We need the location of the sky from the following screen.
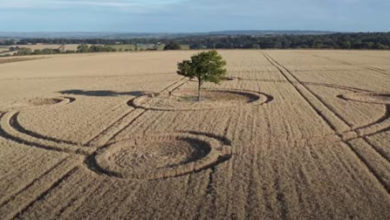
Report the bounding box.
[0,0,389,32]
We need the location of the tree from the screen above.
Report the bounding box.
[16,48,32,56]
[375,43,389,49]
[177,50,227,101]
[77,44,89,53]
[164,42,181,50]
[341,40,351,49]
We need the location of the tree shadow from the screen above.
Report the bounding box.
[59,89,148,97]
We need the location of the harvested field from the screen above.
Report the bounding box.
[0,50,389,219]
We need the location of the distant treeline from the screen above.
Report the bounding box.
[187,33,390,49]
[1,33,390,50]
[13,47,71,56]
[9,44,118,56]
[1,43,187,57]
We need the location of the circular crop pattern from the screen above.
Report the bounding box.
[9,96,75,109]
[338,92,390,104]
[28,97,63,106]
[131,89,273,111]
[94,133,231,179]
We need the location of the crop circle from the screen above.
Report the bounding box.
[131,89,272,111]
[94,133,231,179]
[27,97,63,106]
[338,92,390,104]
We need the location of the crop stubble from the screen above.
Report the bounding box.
[0,50,389,219]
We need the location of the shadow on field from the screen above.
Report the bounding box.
[59,89,147,97]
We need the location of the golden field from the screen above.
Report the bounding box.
[0,50,390,219]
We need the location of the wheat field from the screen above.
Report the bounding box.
[0,50,389,219]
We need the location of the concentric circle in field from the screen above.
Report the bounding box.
[27,97,64,106]
[9,96,75,109]
[131,89,272,111]
[95,133,231,179]
[338,92,390,104]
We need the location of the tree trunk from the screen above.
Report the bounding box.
[197,79,202,101]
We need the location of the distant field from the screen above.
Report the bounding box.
[1,44,191,56]
[0,44,81,57]
[106,44,137,50]
[0,50,390,219]
[0,47,11,55]
[9,44,80,51]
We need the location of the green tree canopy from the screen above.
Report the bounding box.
[177,50,227,101]
[77,44,89,53]
[164,42,181,50]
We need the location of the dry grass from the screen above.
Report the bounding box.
[0,50,390,219]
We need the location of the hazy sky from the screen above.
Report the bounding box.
[0,0,389,32]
